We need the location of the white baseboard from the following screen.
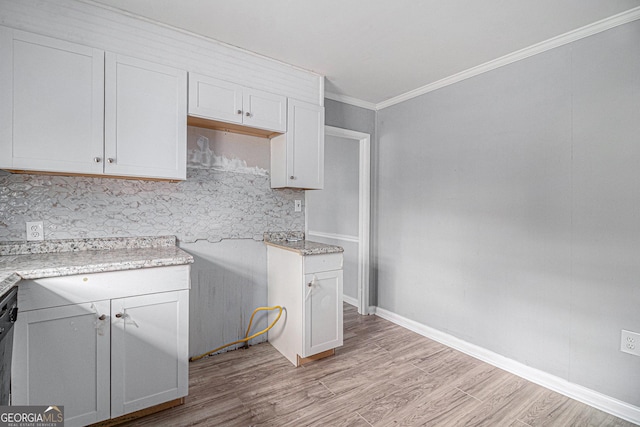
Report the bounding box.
[373,306,640,425]
[343,295,358,307]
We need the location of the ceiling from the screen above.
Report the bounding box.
[91,0,640,107]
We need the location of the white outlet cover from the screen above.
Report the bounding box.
[26,221,44,241]
[294,200,302,212]
[621,330,640,357]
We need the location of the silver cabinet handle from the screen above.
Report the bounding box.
[94,157,102,163]
[107,158,115,164]
[290,176,295,180]
[115,313,123,318]
[245,111,251,117]
[98,314,106,321]
[237,109,242,114]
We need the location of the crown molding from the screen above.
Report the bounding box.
[376,6,640,110]
[324,92,377,111]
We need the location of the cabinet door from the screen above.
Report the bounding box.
[243,88,287,132]
[188,73,243,124]
[12,301,111,427]
[0,28,104,173]
[105,53,187,180]
[303,270,343,357]
[271,99,324,189]
[111,290,189,418]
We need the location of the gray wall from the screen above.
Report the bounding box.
[0,127,304,358]
[307,135,361,301]
[375,21,640,407]
[324,98,378,306]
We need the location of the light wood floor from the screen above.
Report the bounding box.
[122,304,636,426]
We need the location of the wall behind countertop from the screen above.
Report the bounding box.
[0,126,304,357]
[0,128,303,242]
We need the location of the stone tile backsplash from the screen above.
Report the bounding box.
[0,168,304,243]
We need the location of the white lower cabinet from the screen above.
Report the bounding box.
[304,270,343,357]
[267,246,343,366]
[13,301,111,426]
[111,291,188,418]
[12,266,190,427]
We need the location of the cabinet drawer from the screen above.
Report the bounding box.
[303,253,342,274]
[18,265,190,311]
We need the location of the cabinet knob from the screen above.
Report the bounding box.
[94,157,102,163]
[237,109,242,115]
[107,158,115,164]
[98,314,106,321]
[115,313,123,318]
[307,282,313,287]
[245,111,251,117]
[290,176,296,180]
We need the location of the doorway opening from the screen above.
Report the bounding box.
[306,126,371,315]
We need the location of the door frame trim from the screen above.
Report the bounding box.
[307,126,371,315]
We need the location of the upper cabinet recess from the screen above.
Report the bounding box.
[0,28,187,181]
[188,73,287,137]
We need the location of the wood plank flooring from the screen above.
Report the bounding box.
[121,305,636,426]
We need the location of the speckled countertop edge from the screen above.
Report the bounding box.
[263,231,306,243]
[264,232,344,256]
[0,235,177,256]
[0,236,193,299]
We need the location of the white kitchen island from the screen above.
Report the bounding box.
[265,233,344,367]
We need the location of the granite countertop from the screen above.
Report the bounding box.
[0,236,194,298]
[263,232,344,256]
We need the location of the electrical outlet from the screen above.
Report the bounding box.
[294,200,302,212]
[621,330,640,356]
[26,221,44,241]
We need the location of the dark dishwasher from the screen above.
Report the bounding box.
[0,288,18,405]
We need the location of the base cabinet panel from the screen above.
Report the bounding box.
[303,270,343,357]
[12,301,111,427]
[111,291,189,417]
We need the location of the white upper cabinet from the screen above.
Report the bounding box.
[242,89,287,132]
[188,73,287,133]
[0,28,187,180]
[270,99,325,189]
[188,75,243,125]
[105,53,187,180]
[0,28,105,175]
